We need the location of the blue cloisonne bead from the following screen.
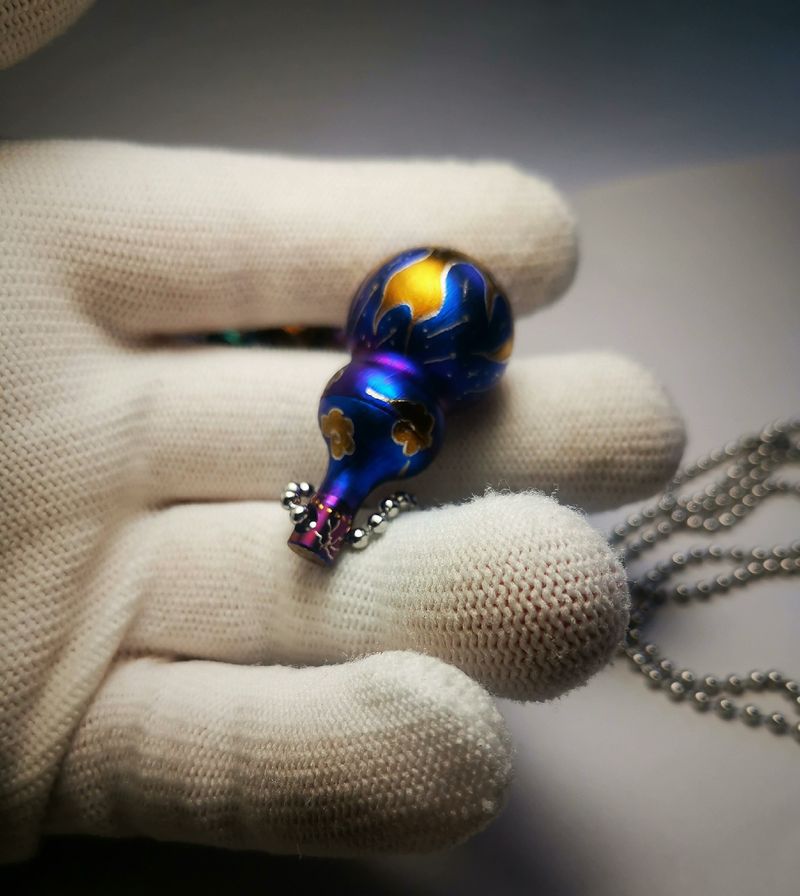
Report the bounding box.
[288,247,513,566]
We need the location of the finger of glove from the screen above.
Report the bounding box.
[2,140,577,334]
[0,0,94,69]
[120,491,629,702]
[134,347,684,510]
[46,652,512,855]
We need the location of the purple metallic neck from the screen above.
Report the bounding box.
[287,492,354,567]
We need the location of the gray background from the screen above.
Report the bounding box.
[2,1,799,894]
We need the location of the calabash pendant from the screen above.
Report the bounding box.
[287,247,514,566]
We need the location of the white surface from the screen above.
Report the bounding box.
[370,155,800,896]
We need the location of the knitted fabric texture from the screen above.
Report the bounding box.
[0,0,93,68]
[1,139,684,861]
[122,492,629,702]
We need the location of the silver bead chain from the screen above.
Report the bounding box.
[609,418,800,742]
[283,419,799,742]
[281,482,417,550]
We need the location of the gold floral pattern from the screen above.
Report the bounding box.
[390,401,435,457]
[320,407,355,460]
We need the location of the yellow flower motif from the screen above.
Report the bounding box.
[390,401,435,457]
[320,407,355,460]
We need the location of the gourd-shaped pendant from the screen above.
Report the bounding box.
[288,247,513,565]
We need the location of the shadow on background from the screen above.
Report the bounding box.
[0,837,401,896]
[1,0,798,190]
[0,783,609,896]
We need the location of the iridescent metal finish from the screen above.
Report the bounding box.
[288,247,513,566]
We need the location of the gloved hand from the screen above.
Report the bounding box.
[0,138,685,862]
[0,1,685,863]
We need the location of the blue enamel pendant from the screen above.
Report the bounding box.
[288,247,514,565]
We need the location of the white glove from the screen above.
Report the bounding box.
[0,0,93,68]
[0,138,685,861]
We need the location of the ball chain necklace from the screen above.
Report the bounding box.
[611,418,800,742]
[283,418,800,742]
